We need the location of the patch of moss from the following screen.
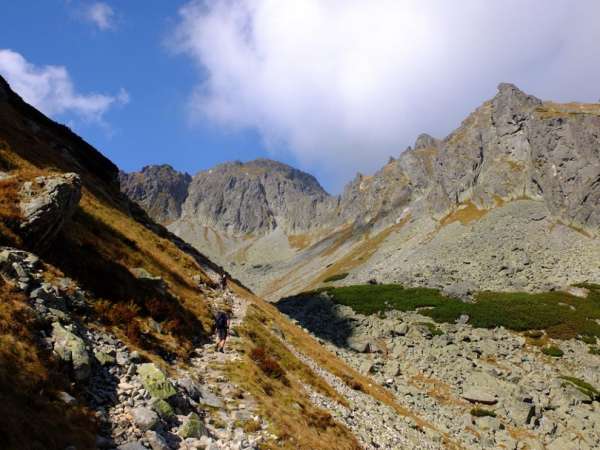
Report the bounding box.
[589,346,600,356]
[542,346,564,358]
[323,273,349,283]
[560,376,600,401]
[470,408,496,418]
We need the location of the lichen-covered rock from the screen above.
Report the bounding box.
[51,322,90,380]
[178,412,207,439]
[151,399,174,419]
[137,363,176,400]
[19,173,81,250]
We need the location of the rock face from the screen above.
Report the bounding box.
[119,165,191,225]
[19,173,82,250]
[121,84,600,297]
[51,322,91,380]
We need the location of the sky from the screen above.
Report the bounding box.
[1,1,600,193]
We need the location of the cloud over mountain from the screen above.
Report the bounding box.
[173,0,600,190]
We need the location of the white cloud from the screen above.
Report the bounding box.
[0,49,129,122]
[84,2,115,31]
[172,0,600,190]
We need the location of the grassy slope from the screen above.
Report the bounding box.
[0,79,391,449]
[304,284,600,340]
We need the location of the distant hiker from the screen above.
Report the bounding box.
[219,273,227,291]
[214,310,231,353]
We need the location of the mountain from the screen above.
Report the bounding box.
[121,83,600,299]
[119,164,192,225]
[2,74,443,450]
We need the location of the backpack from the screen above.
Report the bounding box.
[215,311,228,329]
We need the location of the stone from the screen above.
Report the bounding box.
[117,442,147,450]
[51,322,90,380]
[94,350,116,366]
[151,398,175,419]
[57,391,77,406]
[198,386,224,408]
[137,363,177,400]
[131,407,159,431]
[462,388,498,405]
[145,430,169,450]
[178,412,207,439]
[383,360,401,378]
[19,173,82,250]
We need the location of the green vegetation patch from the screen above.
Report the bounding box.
[470,407,497,418]
[542,346,564,357]
[300,283,600,340]
[323,273,349,283]
[415,321,443,336]
[590,346,600,356]
[560,376,600,401]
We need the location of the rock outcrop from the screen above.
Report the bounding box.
[19,173,81,250]
[119,165,191,225]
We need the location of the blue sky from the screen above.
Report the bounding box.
[2,1,600,193]
[0,1,268,183]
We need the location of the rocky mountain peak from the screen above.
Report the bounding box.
[414,133,438,150]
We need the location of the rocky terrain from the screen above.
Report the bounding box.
[121,83,600,300]
[2,73,475,450]
[278,292,600,449]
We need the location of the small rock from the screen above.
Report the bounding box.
[132,407,159,431]
[179,412,207,439]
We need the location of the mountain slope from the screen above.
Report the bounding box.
[122,83,600,299]
[0,75,455,449]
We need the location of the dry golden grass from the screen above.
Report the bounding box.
[0,281,97,450]
[440,201,488,227]
[535,102,600,119]
[287,233,312,251]
[308,217,410,290]
[225,305,360,450]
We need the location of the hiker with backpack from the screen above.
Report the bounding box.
[214,309,231,353]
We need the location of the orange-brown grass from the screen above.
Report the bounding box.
[0,281,97,450]
[534,102,600,119]
[287,233,312,251]
[226,307,360,450]
[440,201,488,227]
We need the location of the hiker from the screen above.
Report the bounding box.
[219,273,227,291]
[214,309,231,353]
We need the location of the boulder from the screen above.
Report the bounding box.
[198,386,224,408]
[131,407,159,431]
[118,442,147,450]
[178,412,207,439]
[19,173,81,250]
[137,363,177,400]
[51,322,90,380]
[145,431,170,450]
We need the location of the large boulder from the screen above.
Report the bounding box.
[51,322,91,380]
[19,173,81,250]
[137,363,177,400]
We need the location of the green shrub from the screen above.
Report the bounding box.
[589,346,600,356]
[542,346,564,357]
[323,273,349,283]
[295,283,600,341]
[579,335,597,345]
[470,408,496,418]
[560,376,600,401]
